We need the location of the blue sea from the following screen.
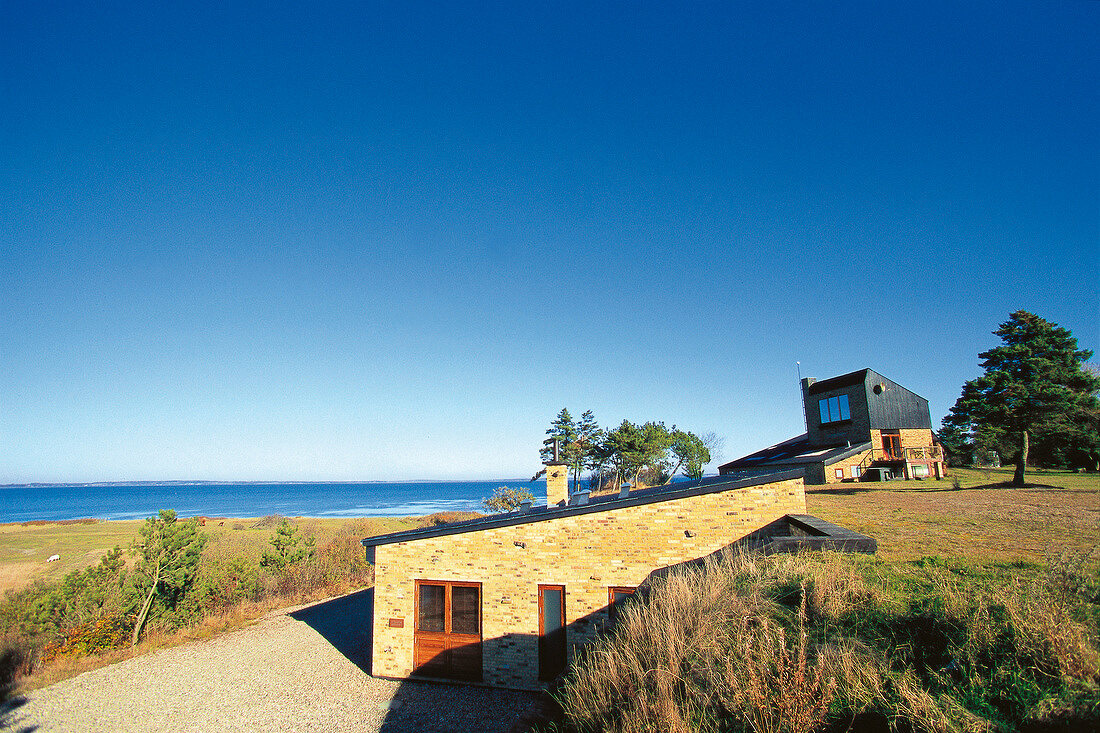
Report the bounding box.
[0,480,551,524]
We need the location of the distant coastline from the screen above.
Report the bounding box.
[0,479,542,524]
[0,478,532,489]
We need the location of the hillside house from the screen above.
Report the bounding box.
[361,465,874,689]
[718,368,945,484]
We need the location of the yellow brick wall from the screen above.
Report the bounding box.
[869,428,935,450]
[899,428,935,449]
[371,476,806,688]
[824,449,874,482]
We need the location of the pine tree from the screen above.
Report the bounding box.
[259,519,316,570]
[129,510,206,646]
[944,311,1100,486]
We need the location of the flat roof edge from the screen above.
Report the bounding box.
[360,469,805,548]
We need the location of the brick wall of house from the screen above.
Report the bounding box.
[898,428,935,449]
[370,475,806,688]
[824,448,875,483]
[869,428,935,450]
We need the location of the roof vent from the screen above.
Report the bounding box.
[618,484,630,499]
[518,500,532,512]
[570,489,590,506]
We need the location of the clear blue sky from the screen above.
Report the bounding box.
[2,1,1097,483]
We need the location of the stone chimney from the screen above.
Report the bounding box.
[545,439,569,507]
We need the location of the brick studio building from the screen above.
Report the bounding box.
[360,369,913,689]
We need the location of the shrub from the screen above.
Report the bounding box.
[427,511,482,525]
[259,519,315,571]
[40,614,130,662]
[178,555,264,622]
[0,636,33,698]
[483,486,535,513]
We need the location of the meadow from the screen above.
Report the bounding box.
[0,514,452,596]
[807,467,1100,562]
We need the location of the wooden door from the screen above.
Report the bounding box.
[413,581,482,681]
[539,585,566,680]
[881,431,902,460]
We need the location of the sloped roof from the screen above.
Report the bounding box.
[718,434,871,472]
[805,369,871,395]
[361,469,804,548]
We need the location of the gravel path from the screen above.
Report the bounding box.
[7,590,542,733]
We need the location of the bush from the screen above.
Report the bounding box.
[483,486,535,513]
[0,636,33,698]
[40,614,130,662]
[178,555,264,622]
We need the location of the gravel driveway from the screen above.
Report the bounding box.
[7,590,543,733]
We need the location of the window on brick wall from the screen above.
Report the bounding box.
[819,394,851,424]
[834,468,845,479]
[607,587,637,624]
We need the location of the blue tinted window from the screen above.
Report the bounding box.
[819,394,851,424]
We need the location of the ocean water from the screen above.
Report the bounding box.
[0,480,549,523]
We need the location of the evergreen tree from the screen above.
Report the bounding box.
[670,430,711,481]
[539,408,602,493]
[568,410,601,492]
[129,510,206,646]
[540,408,577,464]
[943,311,1100,486]
[259,519,316,570]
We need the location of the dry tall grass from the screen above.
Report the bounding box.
[557,549,1100,733]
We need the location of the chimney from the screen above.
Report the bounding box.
[545,438,569,507]
[545,464,568,507]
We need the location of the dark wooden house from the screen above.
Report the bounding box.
[718,368,945,484]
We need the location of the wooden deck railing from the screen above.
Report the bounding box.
[858,445,943,472]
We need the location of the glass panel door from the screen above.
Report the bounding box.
[417,583,445,632]
[413,581,482,681]
[539,585,566,680]
[882,431,902,460]
[451,585,480,635]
